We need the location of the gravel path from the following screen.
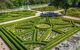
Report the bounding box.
[0,37,10,50]
[62,16,80,20]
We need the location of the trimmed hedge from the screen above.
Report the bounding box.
[15,26,32,29]
[0,27,27,50]
[53,25,72,29]
[42,29,52,41]
[3,27,27,50]
[23,41,46,45]
[41,27,79,50]
[61,17,80,23]
[0,27,24,50]
[33,29,37,42]
[52,28,65,34]
[0,31,17,50]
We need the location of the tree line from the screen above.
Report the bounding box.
[0,0,49,9]
[0,0,80,9]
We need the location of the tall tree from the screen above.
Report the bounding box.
[72,0,78,6]
[51,0,70,15]
[60,0,70,15]
[52,0,60,9]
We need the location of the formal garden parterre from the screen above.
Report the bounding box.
[0,16,80,50]
[0,0,80,50]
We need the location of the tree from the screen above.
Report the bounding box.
[61,0,70,15]
[52,0,60,9]
[53,0,70,15]
[72,0,77,6]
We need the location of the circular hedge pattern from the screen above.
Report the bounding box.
[36,24,50,29]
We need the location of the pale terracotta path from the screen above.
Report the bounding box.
[0,37,10,50]
[62,16,80,20]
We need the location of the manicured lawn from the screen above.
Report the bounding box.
[32,6,57,11]
[61,8,80,18]
[0,10,36,22]
[0,16,80,50]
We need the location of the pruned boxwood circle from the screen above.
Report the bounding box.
[36,24,50,29]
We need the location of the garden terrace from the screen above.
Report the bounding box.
[0,16,80,50]
[0,10,36,22]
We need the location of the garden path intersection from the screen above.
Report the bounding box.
[0,9,80,25]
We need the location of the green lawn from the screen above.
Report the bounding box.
[32,6,57,11]
[0,10,36,22]
[0,16,79,50]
